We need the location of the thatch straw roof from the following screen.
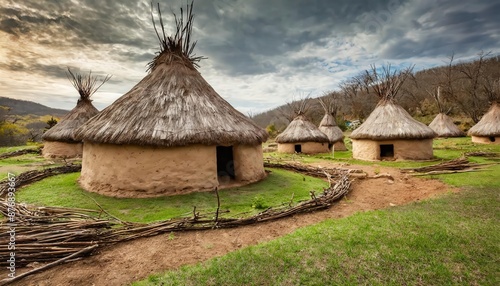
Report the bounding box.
[75,2,267,147]
[42,69,109,142]
[468,103,500,136]
[350,64,435,140]
[429,113,465,137]
[318,114,344,143]
[350,100,437,140]
[317,96,344,143]
[275,115,329,143]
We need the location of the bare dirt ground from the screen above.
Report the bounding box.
[5,162,456,286]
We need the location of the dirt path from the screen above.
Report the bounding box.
[4,163,455,286]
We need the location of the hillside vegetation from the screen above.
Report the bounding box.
[253,54,500,133]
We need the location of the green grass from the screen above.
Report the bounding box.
[134,188,499,286]
[265,136,500,169]
[17,168,327,223]
[0,153,45,167]
[0,145,38,154]
[135,138,500,286]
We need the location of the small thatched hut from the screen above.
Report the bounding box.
[428,87,464,137]
[429,114,465,138]
[275,97,330,153]
[318,95,347,151]
[350,65,436,161]
[468,102,500,144]
[42,69,110,159]
[75,3,268,198]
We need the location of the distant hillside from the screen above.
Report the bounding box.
[252,54,500,131]
[0,97,68,117]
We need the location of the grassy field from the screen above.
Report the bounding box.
[16,168,327,223]
[133,138,500,286]
[2,139,499,285]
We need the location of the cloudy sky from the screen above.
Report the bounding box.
[0,0,498,114]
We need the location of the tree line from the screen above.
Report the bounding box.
[253,52,500,134]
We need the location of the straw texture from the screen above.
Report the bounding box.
[350,100,436,140]
[318,114,344,143]
[42,101,98,142]
[468,103,500,136]
[75,62,268,146]
[75,2,267,147]
[42,69,108,143]
[275,115,329,143]
[429,113,465,137]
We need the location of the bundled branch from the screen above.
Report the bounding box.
[0,148,42,159]
[0,169,352,282]
[400,157,496,175]
[66,68,111,101]
[464,151,500,158]
[0,164,81,197]
[264,159,364,179]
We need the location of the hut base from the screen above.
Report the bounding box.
[79,143,266,198]
[352,139,433,161]
[471,136,500,144]
[333,141,347,151]
[277,142,330,154]
[42,141,83,159]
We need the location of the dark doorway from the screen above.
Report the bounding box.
[489,136,496,142]
[216,146,235,179]
[328,143,333,151]
[380,144,394,158]
[294,144,302,153]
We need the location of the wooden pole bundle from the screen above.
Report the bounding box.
[0,148,42,160]
[400,157,496,175]
[0,164,81,198]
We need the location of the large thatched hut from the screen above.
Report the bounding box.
[275,100,330,154]
[42,69,109,159]
[318,96,347,151]
[350,65,436,161]
[75,3,268,198]
[468,102,500,144]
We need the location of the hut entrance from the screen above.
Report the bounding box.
[380,144,394,158]
[217,146,235,182]
[294,144,302,153]
[489,137,496,142]
[328,143,333,151]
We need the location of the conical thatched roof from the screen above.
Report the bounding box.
[42,69,109,142]
[468,103,500,136]
[350,100,437,140]
[318,114,344,143]
[275,115,329,143]
[318,96,344,143]
[42,101,98,142]
[75,2,267,147]
[429,113,465,137]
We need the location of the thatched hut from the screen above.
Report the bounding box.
[275,115,330,154]
[429,114,465,138]
[275,96,329,153]
[318,95,347,151]
[75,3,268,198]
[350,65,436,161]
[42,69,109,159]
[428,87,464,137]
[468,102,500,144]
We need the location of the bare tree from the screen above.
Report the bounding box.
[339,77,366,119]
[357,64,415,101]
[275,93,312,123]
[482,76,500,104]
[455,51,492,122]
